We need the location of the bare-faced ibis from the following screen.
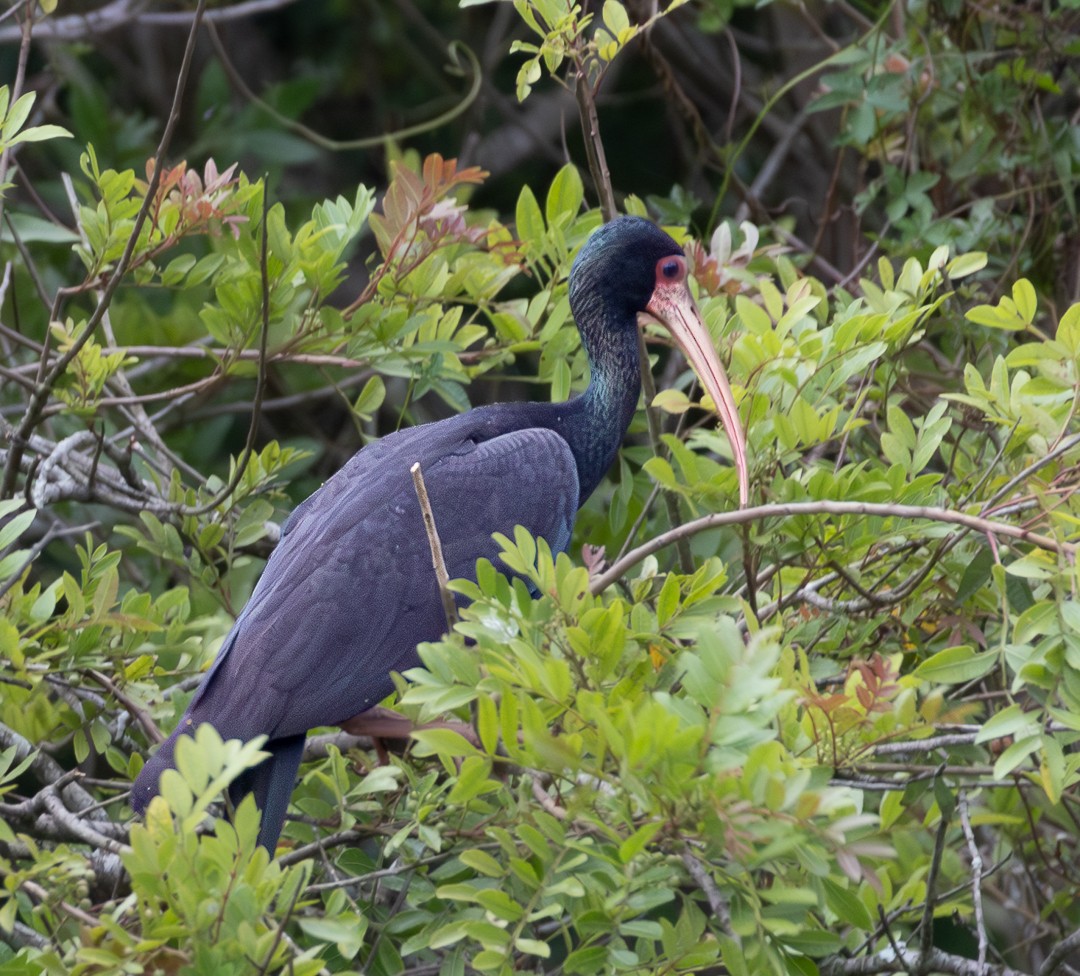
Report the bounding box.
[130,215,749,851]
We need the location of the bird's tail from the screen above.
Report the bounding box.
[131,726,305,853]
[229,734,306,852]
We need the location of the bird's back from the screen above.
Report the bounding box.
[131,404,580,836]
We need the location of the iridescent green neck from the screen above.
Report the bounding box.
[556,309,642,502]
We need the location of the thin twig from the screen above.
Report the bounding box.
[20,878,99,927]
[97,345,378,369]
[1039,929,1080,976]
[571,52,694,572]
[207,21,482,151]
[174,182,272,518]
[959,794,989,974]
[918,789,951,974]
[86,669,165,746]
[573,63,616,222]
[277,827,376,867]
[681,851,737,940]
[0,0,209,497]
[981,433,1080,516]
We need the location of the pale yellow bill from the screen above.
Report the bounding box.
[644,283,750,507]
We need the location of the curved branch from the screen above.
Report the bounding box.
[590,499,1075,594]
[820,947,1026,976]
[0,0,301,44]
[207,24,483,151]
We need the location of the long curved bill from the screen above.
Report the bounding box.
[644,281,749,507]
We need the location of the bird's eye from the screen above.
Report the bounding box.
[655,255,686,285]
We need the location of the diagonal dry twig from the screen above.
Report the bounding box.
[410,461,458,630]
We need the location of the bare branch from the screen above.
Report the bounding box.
[681,851,737,940]
[918,793,951,975]
[590,499,1076,594]
[1040,930,1080,976]
[820,947,1027,976]
[0,719,101,816]
[959,795,989,974]
[0,0,302,43]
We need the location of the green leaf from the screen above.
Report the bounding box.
[564,945,609,975]
[515,937,551,958]
[966,302,1026,331]
[353,375,386,420]
[736,294,772,334]
[516,56,542,101]
[0,213,81,244]
[955,548,993,604]
[8,123,72,145]
[993,734,1041,778]
[460,848,505,877]
[516,184,546,250]
[603,0,630,34]
[618,820,664,863]
[1012,279,1037,324]
[545,164,583,229]
[447,754,494,803]
[410,728,481,758]
[947,251,987,278]
[879,790,904,831]
[820,876,872,928]
[296,915,368,959]
[652,388,692,414]
[1058,302,1080,354]
[0,508,34,551]
[551,358,571,402]
[1,91,35,139]
[914,646,997,684]
[976,703,1038,745]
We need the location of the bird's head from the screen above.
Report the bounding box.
[569,215,749,506]
[569,215,682,320]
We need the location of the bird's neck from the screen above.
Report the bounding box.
[558,309,642,504]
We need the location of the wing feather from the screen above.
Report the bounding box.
[183,420,579,740]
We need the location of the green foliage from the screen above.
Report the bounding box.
[811,2,1079,289]
[0,87,71,196]
[1,2,1079,975]
[507,0,687,100]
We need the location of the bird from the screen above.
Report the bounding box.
[130,214,749,851]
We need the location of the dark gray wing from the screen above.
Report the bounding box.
[182,421,579,741]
